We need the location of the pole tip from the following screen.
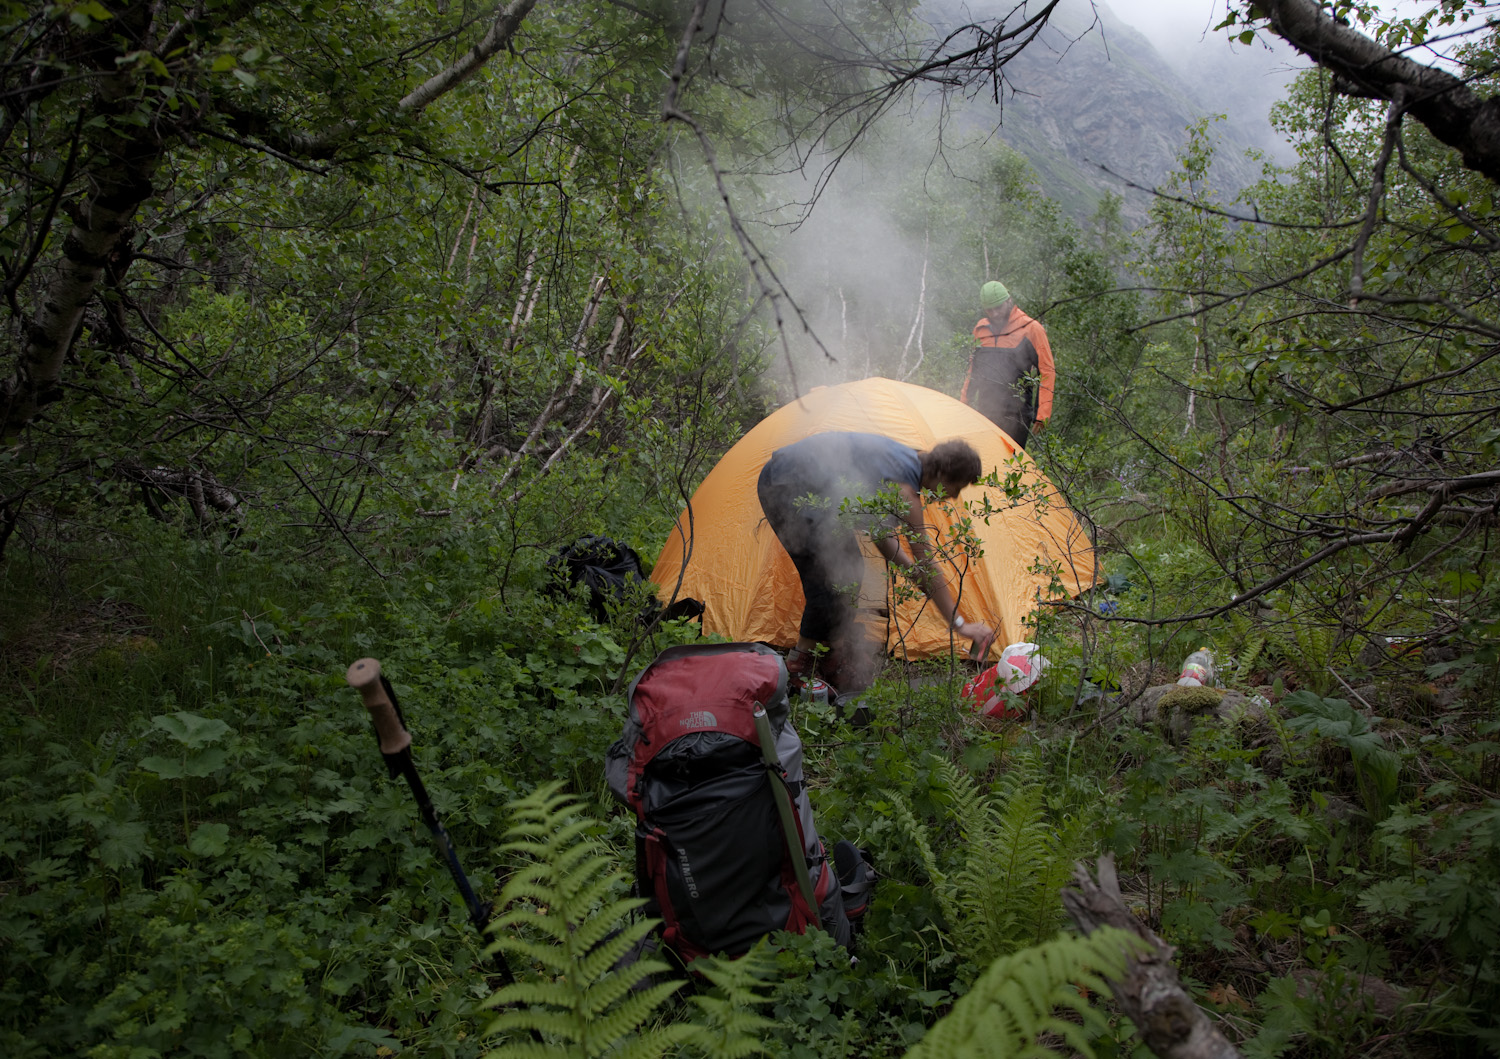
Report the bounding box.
[346,657,382,690]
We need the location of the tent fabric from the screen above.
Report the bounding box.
[650,378,1097,661]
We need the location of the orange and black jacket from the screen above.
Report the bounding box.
[960,308,1055,432]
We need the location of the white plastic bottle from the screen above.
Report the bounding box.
[1177,648,1215,687]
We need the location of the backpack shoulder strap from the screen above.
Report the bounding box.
[752,705,820,929]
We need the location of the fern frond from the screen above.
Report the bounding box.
[481,782,685,1058]
[573,919,661,986]
[575,980,686,1049]
[678,941,779,1059]
[604,1026,694,1059]
[930,760,1080,964]
[1021,813,1087,947]
[886,786,964,940]
[1237,635,1264,680]
[904,928,1138,1059]
[1284,621,1338,692]
[1227,609,1253,647]
[487,937,580,977]
[1260,615,1295,669]
[487,1008,596,1040]
[884,788,949,888]
[938,758,987,824]
[483,1041,577,1059]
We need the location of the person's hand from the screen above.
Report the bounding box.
[1032,419,1047,435]
[962,621,995,654]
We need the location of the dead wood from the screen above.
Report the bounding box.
[1062,854,1242,1059]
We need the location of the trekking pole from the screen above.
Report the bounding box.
[346,657,515,986]
[752,705,821,930]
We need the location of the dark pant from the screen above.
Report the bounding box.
[968,347,1036,447]
[756,467,864,644]
[756,464,884,694]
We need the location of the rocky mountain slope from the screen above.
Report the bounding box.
[920,0,1304,224]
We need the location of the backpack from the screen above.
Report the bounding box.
[547,536,650,623]
[605,643,851,962]
[547,536,704,625]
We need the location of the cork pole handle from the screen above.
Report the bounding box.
[346,657,412,755]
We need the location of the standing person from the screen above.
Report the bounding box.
[960,280,1055,448]
[755,432,996,695]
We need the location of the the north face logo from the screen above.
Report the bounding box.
[680,710,718,729]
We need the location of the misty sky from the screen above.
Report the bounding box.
[1106,0,1451,57]
[1104,0,1233,51]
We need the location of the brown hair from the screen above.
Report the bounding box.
[920,439,982,485]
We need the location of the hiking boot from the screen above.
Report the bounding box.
[834,840,877,920]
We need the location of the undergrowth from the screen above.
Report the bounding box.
[3,520,1499,1058]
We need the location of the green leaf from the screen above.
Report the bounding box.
[139,754,186,779]
[1358,878,1422,921]
[23,857,72,885]
[183,747,229,777]
[189,822,231,856]
[98,820,150,869]
[152,711,231,748]
[1249,909,1298,940]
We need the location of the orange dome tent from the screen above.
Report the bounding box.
[650,378,1096,660]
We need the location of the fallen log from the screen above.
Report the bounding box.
[1062,854,1242,1059]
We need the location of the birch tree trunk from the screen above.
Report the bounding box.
[1,0,542,438]
[2,67,164,435]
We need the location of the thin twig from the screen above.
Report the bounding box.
[282,460,384,578]
[1349,91,1406,307]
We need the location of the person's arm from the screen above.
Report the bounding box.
[1032,320,1055,427]
[887,485,996,647]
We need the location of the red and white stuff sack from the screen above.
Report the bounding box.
[961,642,1048,719]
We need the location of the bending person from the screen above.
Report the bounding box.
[756,432,996,695]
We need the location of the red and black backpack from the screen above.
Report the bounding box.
[605,643,849,962]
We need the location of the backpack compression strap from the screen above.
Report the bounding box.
[752,704,820,929]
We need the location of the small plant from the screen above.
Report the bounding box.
[678,944,780,1058]
[887,757,1085,969]
[483,783,685,1058]
[904,927,1139,1059]
[1282,691,1401,819]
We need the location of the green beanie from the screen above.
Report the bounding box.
[980,280,1010,309]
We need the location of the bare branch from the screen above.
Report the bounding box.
[259,0,542,159]
[1349,92,1406,306]
[282,460,384,578]
[1363,467,1500,503]
[492,273,607,493]
[1092,161,1366,230]
[398,0,541,115]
